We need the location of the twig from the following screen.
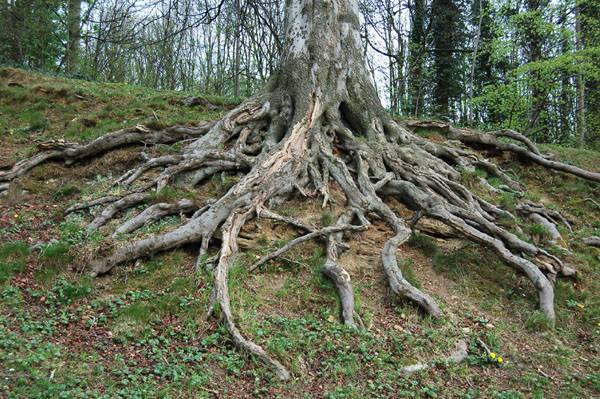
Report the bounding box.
[249,224,366,272]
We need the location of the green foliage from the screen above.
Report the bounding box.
[407,233,439,257]
[52,184,80,198]
[51,278,93,305]
[320,212,333,226]
[0,0,66,70]
[400,258,421,288]
[525,311,554,332]
[21,107,49,132]
[529,223,550,238]
[147,187,186,203]
[0,241,29,283]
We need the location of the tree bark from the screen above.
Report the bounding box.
[66,0,81,74]
[575,1,586,147]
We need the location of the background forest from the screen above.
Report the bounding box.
[0,0,599,147]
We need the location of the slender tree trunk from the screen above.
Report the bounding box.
[408,0,426,117]
[468,0,484,125]
[525,0,548,135]
[233,0,241,97]
[575,1,586,147]
[66,0,81,74]
[431,0,461,118]
[557,6,571,138]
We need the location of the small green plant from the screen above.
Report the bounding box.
[21,109,49,131]
[35,242,73,284]
[0,241,29,283]
[525,310,554,332]
[400,258,421,288]
[147,186,186,203]
[52,277,93,305]
[52,184,80,198]
[529,223,550,239]
[320,212,333,226]
[39,242,73,267]
[119,302,155,323]
[141,118,166,130]
[499,192,518,212]
[407,233,439,257]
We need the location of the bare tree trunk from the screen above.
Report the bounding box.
[233,0,241,97]
[468,0,484,125]
[66,0,81,74]
[575,2,586,147]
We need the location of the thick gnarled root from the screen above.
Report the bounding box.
[210,210,291,380]
[0,123,213,194]
[5,90,598,379]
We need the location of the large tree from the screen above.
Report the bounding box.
[1,0,599,379]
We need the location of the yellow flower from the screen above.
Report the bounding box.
[497,357,504,364]
[577,303,585,309]
[13,214,18,218]
[489,352,496,359]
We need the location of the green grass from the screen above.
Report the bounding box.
[407,233,439,257]
[524,311,554,332]
[529,223,551,239]
[0,241,29,283]
[0,67,240,145]
[400,258,421,288]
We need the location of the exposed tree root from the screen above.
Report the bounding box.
[400,340,468,374]
[211,209,290,380]
[0,124,213,194]
[248,223,365,272]
[583,237,600,248]
[112,199,198,237]
[4,84,598,380]
[403,120,600,183]
[5,0,600,380]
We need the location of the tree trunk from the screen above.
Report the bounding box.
[575,1,586,147]
[233,0,241,97]
[66,0,81,74]
[408,0,426,117]
[268,0,386,128]
[524,0,548,135]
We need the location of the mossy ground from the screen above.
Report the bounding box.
[1,69,599,398]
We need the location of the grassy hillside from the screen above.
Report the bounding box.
[1,68,599,398]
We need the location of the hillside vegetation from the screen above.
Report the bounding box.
[1,69,599,398]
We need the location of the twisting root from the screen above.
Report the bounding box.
[248,223,365,272]
[322,212,359,326]
[380,180,556,323]
[87,192,149,231]
[382,228,442,318]
[112,199,198,236]
[210,209,291,380]
[583,237,600,248]
[0,123,213,194]
[404,120,600,183]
